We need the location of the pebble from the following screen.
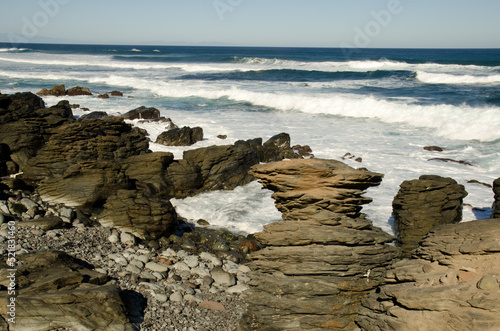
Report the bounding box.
[477,276,499,291]
[145,262,169,273]
[226,284,250,295]
[170,292,184,302]
[121,232,136,246]
[211,267,236,287]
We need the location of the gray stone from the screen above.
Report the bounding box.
[125,264,141,275]
[59,206,74,222]
[145,262,169,273]
[477,276,499,291]
[155,293,168,303]
[226,284,250,294]
[120,232,136,246]
[170,292,183,303]
[211,267,236,287]
[183,255,199,268]
[20,198,38,210]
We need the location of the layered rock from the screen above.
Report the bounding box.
[100,189,177,240]
[156,126,204,146]
[392,175,468,255]
[240,159,400,330]
[23,116,149,207]
[0,250,134,330]
[357,219,500,331]
[492,178,500,218]
[0,93,73,169]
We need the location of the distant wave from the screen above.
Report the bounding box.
[416,71,500,85]
[2,54,499,77]
[79,74,500,142]
[178,69,413,82]
[0,48,30,53]
[1,68,498,141]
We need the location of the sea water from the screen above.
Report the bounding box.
[1,44,499,235]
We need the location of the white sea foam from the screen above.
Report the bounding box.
[1,66,498,142]
[171,181,282,234]
[80,74,500,142]
[0,48,29,52]
[416,71,500,85]
[2,53,498,76]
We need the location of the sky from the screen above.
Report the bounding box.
[1,0,499,48]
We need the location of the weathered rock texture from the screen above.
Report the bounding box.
[241,159,400,330]
[492,178,500,219]
[392,175,468,255]
[0,92,74,169]
[0,250,134,331]
[23,116,149,207]
[357,219,500,331]
[100,190,177,239]
[122,106,161,120]
[156,126,204,146]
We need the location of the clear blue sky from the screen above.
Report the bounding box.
[1,0,499,48]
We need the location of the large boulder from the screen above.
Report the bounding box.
[122,106,160,120]
[99,189,178,240]
[164,139,259,198]
[23,117,149,207]
[37,84,66,97]
[240,159,400,330]
[260,132,299,162]
[66,86,92,96]
[0,250,135,331]
[492,178,500,219]
[357,219,500,331]
[156,126,204,146]
[392,175,468,255]
[0,93,73,169]
[122,152,175,197]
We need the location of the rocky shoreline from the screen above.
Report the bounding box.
[1,89,500,330]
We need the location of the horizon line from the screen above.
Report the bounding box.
[1,40,499,50]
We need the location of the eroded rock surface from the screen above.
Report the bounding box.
[0,250,134,331]
[23,117,149,207]
[357,219,500,331]
[392,175,468,255]
[240,159,400,330]
[492,178,500,219]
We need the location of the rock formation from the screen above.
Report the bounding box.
[357,219,500,331]
[66,86,93,96]
[0,93,73,169]
[36,84,66,97]
[100,189,178,240]
[392,175,468,255]
[492,178,500,219]
[0,250,135,330]
[156,126,204,146]
[23,116,149,207]
[240,159,400,330]
[122,106,161,120]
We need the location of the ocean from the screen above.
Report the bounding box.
[1,43,499,235]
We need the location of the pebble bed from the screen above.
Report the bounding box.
[0,192,251,331]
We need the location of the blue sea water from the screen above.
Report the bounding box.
[1,43,499,234]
